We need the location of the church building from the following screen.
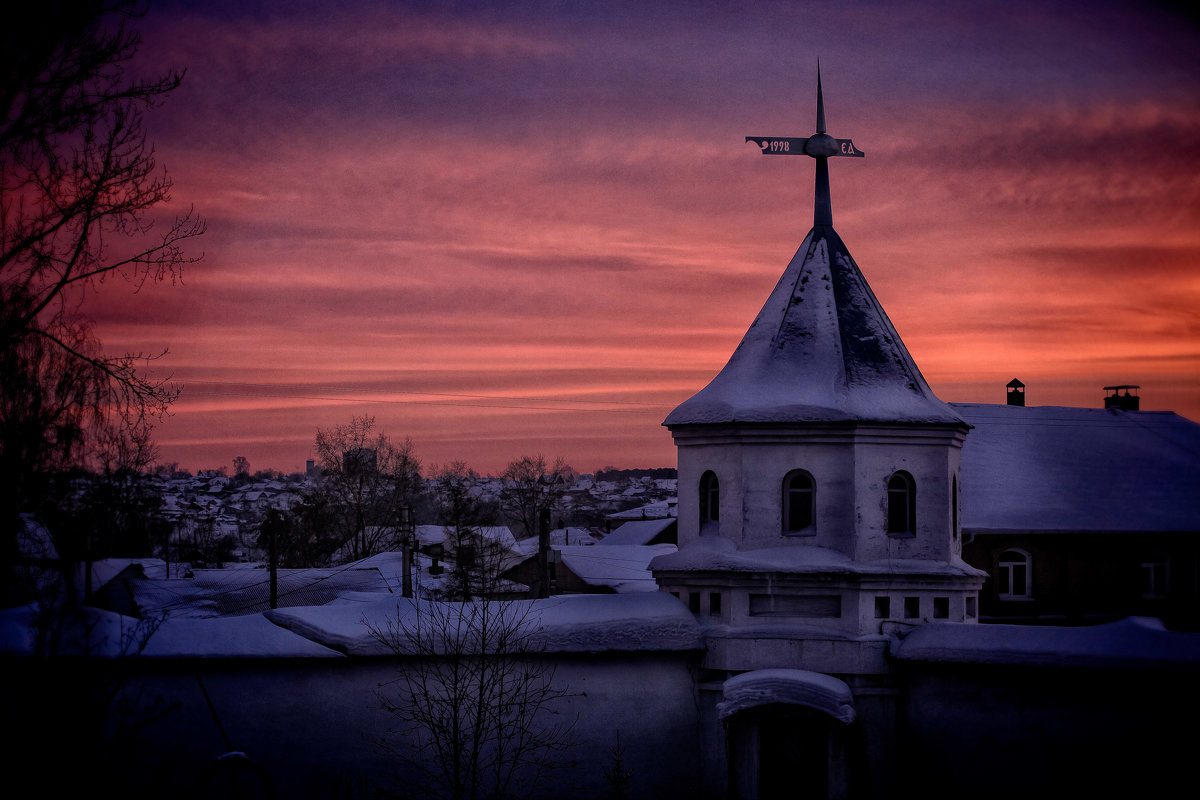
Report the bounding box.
[650,71,1196,799]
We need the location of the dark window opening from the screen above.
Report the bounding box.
[709,592,722,616]
[783,470,815,533]
[952,475,959,540]
[700,471,720,523]
[874,596,891,619]
[933,597,950,619]
[887,471,916,534]
[904,597,920,619]
[966,596,977,618]
[689,592,701,613]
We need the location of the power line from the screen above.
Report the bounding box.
[177,378,672,414]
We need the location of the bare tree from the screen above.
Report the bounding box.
[313,416,422,562]
[368,598,574,800]
[254,490,342,569]
[499,455,574,599]
[232,454,250,479]
[0,1,204,601]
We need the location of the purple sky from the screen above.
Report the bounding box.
[86,0,1200,474]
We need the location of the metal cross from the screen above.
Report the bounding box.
[745,64,863,227]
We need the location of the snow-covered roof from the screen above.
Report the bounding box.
[600,518,676,546]
[510,528,599,559]
[133,565,394,618]
[264,592,703,655]
[954,404,1200,533]
[142,614,345,658]
[558,544,677,593]
[606,499,676,521]
[893,616,1200,669]
[650,535,985,578]
[665,226,963,427]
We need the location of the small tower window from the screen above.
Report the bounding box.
[699,471,720,524]
[783,470,815,534]
[887,471,916,535]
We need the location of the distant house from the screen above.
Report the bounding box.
[604,498,677,531]
[501,539,675,595]
[956,402,1200,629]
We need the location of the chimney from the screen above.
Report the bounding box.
[1103,385,1140,411]
[1006,378,1025,407]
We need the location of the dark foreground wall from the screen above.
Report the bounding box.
[3,650,703,800]
[894,659,1200,799]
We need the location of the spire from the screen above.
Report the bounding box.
[745,65,863,229]
[816,60,826,134]
[668,74,962,429]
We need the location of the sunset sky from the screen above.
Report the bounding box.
[85,0,1200,475]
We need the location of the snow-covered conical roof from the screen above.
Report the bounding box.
[666,70,961,427]
[665,224,962,426]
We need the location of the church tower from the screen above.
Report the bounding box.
[651,69,986,799]
[653,70,984,641]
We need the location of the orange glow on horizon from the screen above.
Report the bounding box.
[79,2,1200,475]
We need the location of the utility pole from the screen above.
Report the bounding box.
[400,505,414,598]
[267,510,278,610]
[537,507,551,599]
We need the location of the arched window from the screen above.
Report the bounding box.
[783,470,815,534]
[700,471,720,524]
[997,549,1032,599]
[887,471,916,535]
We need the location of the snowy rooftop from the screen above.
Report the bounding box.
[650,535,985,578]
[894,616,1200,669]
[133,563,394,618]
[264,592,703,656]
[599,518,676,546]
[954,404,1200,533]
[558,543,678,593]
[666,226,962,427]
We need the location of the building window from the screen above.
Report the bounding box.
[1142,554,1169,599]
[874,596,891,619]
[933,597,949,619]
[997,549,1032,600]
[887,471,916,535]
[709,592,722,616]
[700,471,720,524]
[966,596,977,619]
[952,475,959,541]
[783,470,815,534]
[689,592,701,613]
[904,597,920,619]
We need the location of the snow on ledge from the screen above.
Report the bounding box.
[265,592,704,656]
[893,616,1200,669]
[651,535,985,577]
[718,669,857,723]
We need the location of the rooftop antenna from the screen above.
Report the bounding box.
[745,62,864,228]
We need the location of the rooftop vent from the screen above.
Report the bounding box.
[1006,378,1025,407]
[1103,385,1140,411]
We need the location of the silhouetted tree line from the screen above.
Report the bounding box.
[594,467,677,481]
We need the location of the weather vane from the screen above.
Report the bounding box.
[745,63,863,228]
